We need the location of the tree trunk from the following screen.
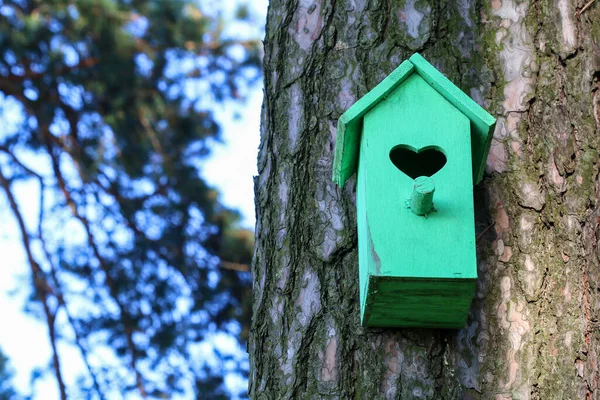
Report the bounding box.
[250,0,600,398]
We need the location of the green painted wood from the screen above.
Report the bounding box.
[410,176,435,216]
[332,53,496,187]
[333,60,414,186]
[363,277,476,328]
[356,135,370,323]
[356,73,477,327]
[408,53,496,184]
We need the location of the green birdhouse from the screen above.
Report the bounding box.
[333,53,496,328]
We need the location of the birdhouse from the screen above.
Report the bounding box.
[333,53,495,328]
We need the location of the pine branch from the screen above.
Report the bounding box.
[0,146,44,179]
[220,261,250,272]
[40,124,149,399]
[36,194,106,398]
[0,36,259,85]
[0,166,67,400]
[0,145,105,396]
[2,57,99,83]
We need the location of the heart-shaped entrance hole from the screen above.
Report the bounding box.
[389,145,447,179]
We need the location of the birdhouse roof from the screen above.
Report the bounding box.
[332,53,496,187]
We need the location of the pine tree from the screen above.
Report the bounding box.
[250,0,600,398]
[0,0,261,397]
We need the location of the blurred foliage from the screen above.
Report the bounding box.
[0,0,260,398]
[0,349,17,400]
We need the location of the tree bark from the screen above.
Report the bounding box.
[250,0,600,398]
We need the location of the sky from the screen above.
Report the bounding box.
[0,0,268,398]
[205,85,263,227]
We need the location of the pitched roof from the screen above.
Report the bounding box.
[332,53,496,187]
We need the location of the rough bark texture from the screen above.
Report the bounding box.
[250,0,600,398]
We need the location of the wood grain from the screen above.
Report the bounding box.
[356,73,477,327]
[410,176,435,216]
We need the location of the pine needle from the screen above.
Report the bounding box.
[577,0,596,17]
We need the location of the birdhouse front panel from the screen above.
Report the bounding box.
[357,73,477,328]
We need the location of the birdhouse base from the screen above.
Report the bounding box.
[361,275,476,328]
